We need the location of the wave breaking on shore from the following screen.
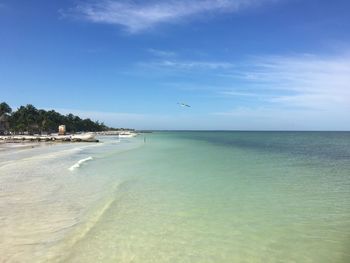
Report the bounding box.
[69,157,93,171]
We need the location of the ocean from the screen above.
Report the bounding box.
[1,132,349,262]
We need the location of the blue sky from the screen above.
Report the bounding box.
[0,0,349,130]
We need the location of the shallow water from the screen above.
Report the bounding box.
[1,132,349,262]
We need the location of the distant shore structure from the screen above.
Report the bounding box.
[58,125,66,135]
[0,102,140,143]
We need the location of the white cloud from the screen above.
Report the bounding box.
[220,91,264,97]
[66,0,277,33]
[145,53,350,113]
[160,60,234,69]
[213,53,350,130]
[140,59,234,70]
[235,54,350,111]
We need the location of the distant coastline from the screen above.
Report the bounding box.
[0,102,135,136]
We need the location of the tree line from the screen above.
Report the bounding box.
[0,102,110,134]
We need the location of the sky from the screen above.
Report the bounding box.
[0,0,349,130]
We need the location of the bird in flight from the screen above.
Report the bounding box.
[177,102,191,108]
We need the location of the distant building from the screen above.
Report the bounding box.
[58,125,66,135]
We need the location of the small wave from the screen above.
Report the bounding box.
[68,157,93,171]
[48,182,123,262]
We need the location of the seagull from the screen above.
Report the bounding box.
[177,102,191,108]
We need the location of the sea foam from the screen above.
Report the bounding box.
[69,157,93,171]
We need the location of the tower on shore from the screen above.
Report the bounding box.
[58,125,66,135]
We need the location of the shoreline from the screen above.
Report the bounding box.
[0,134,99,143]
[0,140,69,153]
[0,141,42,152]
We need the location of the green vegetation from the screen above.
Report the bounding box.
[0,102,110,134]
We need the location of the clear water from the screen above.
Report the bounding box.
[1,132,349,262]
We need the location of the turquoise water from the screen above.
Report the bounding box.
[1,132,350,262]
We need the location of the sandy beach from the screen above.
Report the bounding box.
[0,136,139,262]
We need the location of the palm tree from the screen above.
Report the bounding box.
[3,102,110,134]
[0,102,12,116]
[0,102,12,134]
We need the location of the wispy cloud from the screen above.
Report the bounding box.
[141,52,350,113]
[212,53,350,129]
[147,49,177,58]
[158,60,234,70]
[139,59,234,71]
[220,90,265,97]
[65,0,278,33]
[233,54,350,111]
